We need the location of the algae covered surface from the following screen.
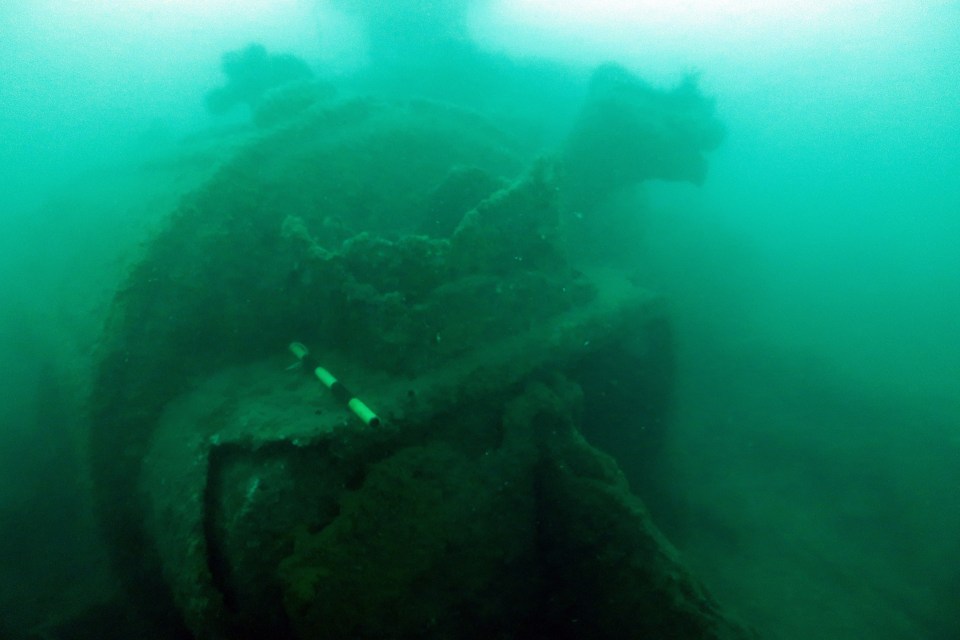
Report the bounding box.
[81,38,741,639]
[276,380,749,640]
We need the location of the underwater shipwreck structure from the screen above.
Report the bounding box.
[84,63,753,639]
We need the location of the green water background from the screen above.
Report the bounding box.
[1,1,958,638]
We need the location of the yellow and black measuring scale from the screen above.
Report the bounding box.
[288,342,381,427]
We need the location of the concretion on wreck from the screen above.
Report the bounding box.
[87,97,532,632]
[85,63,743,638]
[140,271,750,639]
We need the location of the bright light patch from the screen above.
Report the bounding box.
[477,0,902,72]
[511,0,803,27]
[496,0,852,35]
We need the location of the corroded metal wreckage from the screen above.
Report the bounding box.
[86,64,754,639]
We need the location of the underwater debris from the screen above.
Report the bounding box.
[561,63,725,212]
[205,43,314,116]
[84,55,746,639]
